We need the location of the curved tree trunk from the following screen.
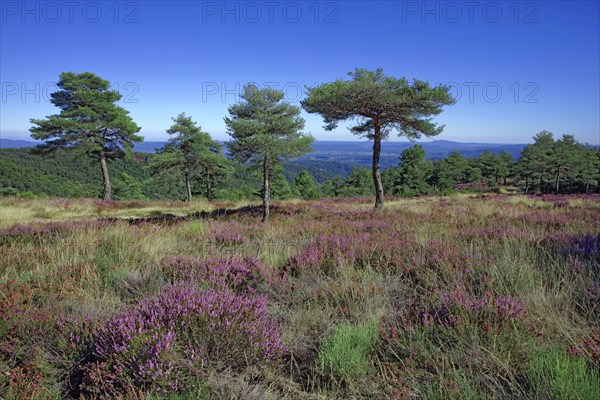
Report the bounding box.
[185,172,192,202]
[372,124,384,209]
[262,156,270,222]
[99,151,112,200]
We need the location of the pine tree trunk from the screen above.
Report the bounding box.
[99,151,112,201]
[555,168,561,194]
[262,156,270,222]
[185,172,192,202]
[372,124,384,209]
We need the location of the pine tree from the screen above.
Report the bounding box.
[225,84,313,221]
[30,72,142,200]
[302,68,454,208]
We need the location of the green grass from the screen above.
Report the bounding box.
[1,194,599,399]
[318,322,379,382]
[526,345,600,400]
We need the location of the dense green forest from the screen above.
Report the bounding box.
[2,131,598,200]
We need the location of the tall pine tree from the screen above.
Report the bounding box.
[30,72,142,200]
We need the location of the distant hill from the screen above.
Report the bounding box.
[0,139,41,149]
[0,138,170,153]
[295,140,527,169]
[1,137,527,161]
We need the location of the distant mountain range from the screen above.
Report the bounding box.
[0,138,527,168]
[293,140,528,168]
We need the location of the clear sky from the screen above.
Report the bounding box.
[1,0,599,144]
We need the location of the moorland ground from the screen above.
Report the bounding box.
[1,194,599,399]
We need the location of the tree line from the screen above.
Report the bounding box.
[20,71,599,220]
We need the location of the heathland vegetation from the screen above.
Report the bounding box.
[1,70,599,399]
[0,195,599,398]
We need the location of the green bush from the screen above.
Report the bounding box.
[525,345,600,400]
[318,322,378,381]
[17,191,36,199]
[0,187,19,197]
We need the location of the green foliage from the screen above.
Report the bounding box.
[113,173,145,200]
[0,148,179,199]
[303,67,455,207]
[393,145,435,196]
[0,187,20,197]
[294,170,321,200]
[525,345,600,400]
[225,84,313,166]
[270,165,295,200]
[476,150,513,186]
[150,113,232,202]
[318,322,379,381]
[226,83,313,220]
[29,71,142,200]
[5,127,600,202]
[432,151,482,192]
[302,68,455,140]
[515,131,599,194]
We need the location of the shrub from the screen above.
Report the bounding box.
[79,285,285,398]
[284,232,411,276]
[318,322,379,381]
[0,187,19,197]
[17,191,36,199]
[208,222,249,245]
[525,345,600,400]
[162,255,283,293]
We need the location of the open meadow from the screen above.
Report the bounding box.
[1,194,599,399]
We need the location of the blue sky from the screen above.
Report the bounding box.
[1,0,599,144]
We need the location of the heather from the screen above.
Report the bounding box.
[1,194,599,399]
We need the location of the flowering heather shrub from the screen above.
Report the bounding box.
[208,221,249,245]
[94,199,151,212]
[0,220,110,243]
[420,288,526,330]
[82,284,284,397]
[405,241,497,285]
[162,255,284,293]
[458,226,535,242]
[5,362,51,399]
[545,233,600,277]
[285,232,412,276]
[539,194,571,208]
[563,233,600,263]
[513,211,571,228]
[0,280,63,358]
